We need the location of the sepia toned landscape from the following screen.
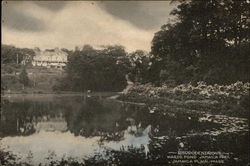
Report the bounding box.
[1,1,249,166]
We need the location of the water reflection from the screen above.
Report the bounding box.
[0,94,248,165]
[1,95,220,139]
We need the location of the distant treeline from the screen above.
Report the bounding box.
[1,44,151,92]
[1,45,35,65]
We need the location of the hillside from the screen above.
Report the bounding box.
[1,66,65,94]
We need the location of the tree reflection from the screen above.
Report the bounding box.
[1,95,222,140]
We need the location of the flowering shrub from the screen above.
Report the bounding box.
[118,81,249,117]
[127,81,249,100]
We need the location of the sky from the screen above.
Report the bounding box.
[2,1,176,52]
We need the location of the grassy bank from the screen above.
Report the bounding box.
[118,82,250,118]
[1,67,65,94]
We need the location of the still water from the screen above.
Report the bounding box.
[0,93,248,165]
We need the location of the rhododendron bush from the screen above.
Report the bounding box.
[118,82,249,118]
[127,81,249,100]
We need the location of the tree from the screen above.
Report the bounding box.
[81,44,97,56]
[150,0,250,85]
[1,44,35,66]
[128,50,152,83]
[19,68,29,89]
[102,45,127,57]
[55,44,129,92]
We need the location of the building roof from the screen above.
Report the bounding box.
[33,48,68,62]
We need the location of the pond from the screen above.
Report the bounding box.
[0,93,249,165]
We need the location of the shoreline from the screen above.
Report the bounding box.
[117,83,250,118]
[1,90,120,95]
[1,91,119,100]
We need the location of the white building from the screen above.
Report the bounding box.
[32,48,68,69]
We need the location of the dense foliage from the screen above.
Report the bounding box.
[54,45,131,92]
[118,81,250,118]
[1,44,35,65]
[128,50,152,83]
[149,0,250,85]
